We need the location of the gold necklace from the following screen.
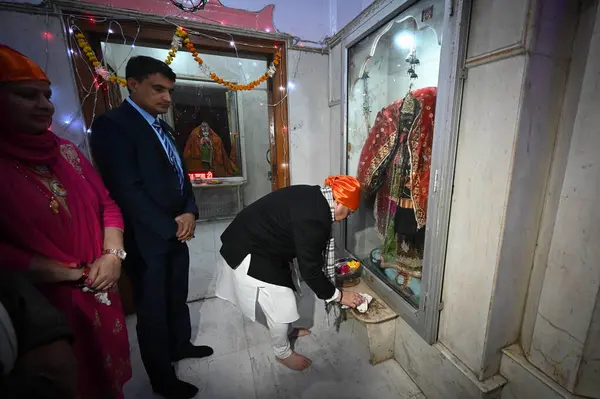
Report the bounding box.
[30,164,68,198]
[12,161,62,214]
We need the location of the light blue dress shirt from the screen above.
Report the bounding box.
[126,97,183,168]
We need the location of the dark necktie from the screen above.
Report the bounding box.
[152,119,184,193]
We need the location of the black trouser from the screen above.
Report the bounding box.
[126,242,191,388]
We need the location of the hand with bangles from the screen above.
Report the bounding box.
[28,254,120,293]
[87,254,122,291]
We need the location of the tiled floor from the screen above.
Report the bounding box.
[123,221,425,399]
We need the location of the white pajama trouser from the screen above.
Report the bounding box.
[215,254,299,359]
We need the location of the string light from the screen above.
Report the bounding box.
[34,10,299,178]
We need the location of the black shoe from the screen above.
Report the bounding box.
[172,344,214,362]
[153,379,199,399]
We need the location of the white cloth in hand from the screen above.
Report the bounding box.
[341,293,373,313]
[355,293,373,313]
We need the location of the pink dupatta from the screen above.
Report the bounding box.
[0,132,132,398]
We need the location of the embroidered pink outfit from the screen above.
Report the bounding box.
[0,136,132,399]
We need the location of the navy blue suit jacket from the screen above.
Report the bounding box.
[90,100,198,254]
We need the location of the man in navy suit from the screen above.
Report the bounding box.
[91,56,213,399]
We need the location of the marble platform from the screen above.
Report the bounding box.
[346,280,399,365]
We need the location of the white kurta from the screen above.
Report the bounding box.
[215,254,300,324]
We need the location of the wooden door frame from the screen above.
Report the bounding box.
[64,14,290,189]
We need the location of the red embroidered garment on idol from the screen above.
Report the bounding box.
[357,99,404,195]
[357,87,437,230]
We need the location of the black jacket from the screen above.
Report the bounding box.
[220,185,336,300]
[90,100,198,253]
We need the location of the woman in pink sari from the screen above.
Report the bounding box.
[0,46,131,398]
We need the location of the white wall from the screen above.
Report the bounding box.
[287,49,330,185]
[437,0,578,384]
[526,1,600,395]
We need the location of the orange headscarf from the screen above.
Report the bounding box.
[0,45,56,164]
[324,175,361,211]
[0,45,49,83]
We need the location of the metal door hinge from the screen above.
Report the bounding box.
[433,169,440,193]
[459,68,468,80]
[437,301,444,311]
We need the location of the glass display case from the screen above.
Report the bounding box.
[337,0,466,342]
[166,79,245,220]
[167,79,243,179]
[346,0,443,308]
[163,79,246,220]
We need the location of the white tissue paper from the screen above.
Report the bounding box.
[341,293,373,313]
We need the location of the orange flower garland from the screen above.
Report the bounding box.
[75,33,128,87]
[170,27,281,91]
[72,27,280,92]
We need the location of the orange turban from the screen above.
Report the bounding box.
[324,175,361,211]
[0,45,49,83]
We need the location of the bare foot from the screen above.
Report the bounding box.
[289,328,311,339]
[277,351,312,371]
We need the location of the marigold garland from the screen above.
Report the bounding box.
[73,27,281,92]
[75,32,128,87]
[169,27,281,91]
